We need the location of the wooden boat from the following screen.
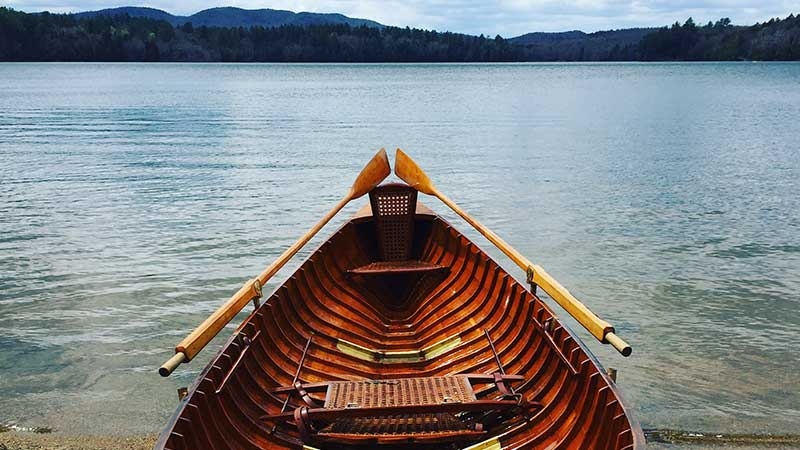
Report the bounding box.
[156,149,644,450]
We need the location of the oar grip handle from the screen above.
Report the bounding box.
[160,352,187,377]
[605,332,632,357]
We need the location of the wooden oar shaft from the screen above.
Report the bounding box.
[179,196,348,358]
[437,191,630,356]
[160,149,391,377]
[394,148,630,356]
[437,192,608,339]
[159,196,350,377]
[256,196,349,286]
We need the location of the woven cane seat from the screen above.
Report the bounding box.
[324,376,477,409]
[263,373,528,445]
[314,376,484,443]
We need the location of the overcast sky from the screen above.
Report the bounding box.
[7,0,800,37]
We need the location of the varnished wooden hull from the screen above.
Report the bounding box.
[155,205,644,450]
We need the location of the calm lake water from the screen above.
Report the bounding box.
[1,62,798,440]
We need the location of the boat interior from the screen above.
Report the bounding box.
[157,182,642,450]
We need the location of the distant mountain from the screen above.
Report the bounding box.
[509,28,655,61]
[72,6,384,29]
[508,30,588,44]
[73,6,173,22]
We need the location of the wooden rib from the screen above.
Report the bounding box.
[155,210,645,450]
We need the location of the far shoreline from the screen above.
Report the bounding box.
[2,60,799,64]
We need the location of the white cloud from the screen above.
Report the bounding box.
[5,0,800,36]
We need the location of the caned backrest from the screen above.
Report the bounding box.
[368,183,418,261]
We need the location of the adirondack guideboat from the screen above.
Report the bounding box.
[156,149,644,450]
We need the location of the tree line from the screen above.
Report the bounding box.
[0,8,520,62]
[1,7,798,62]
[638,16,800,60]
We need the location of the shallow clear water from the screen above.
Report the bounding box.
[1,62,798,437]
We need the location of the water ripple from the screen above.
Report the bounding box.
[1,62,799,435]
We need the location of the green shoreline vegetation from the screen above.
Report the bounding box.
[1,7,799,62]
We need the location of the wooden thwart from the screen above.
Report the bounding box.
[348,260,447,275]
[318,413,486,444]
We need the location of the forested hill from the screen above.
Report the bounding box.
[511,16,800,61]
[73,6,384,29]
[0,7,517,62]
[1,7,799,62]
[509,28,654,61]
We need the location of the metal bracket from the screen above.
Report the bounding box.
[236,332,252,347]
[543,318,554,333]
[251,279,263,309]
[526,266,537,294]
[215,330,260,395]
[607,367,618,383]
[177,387,188,401]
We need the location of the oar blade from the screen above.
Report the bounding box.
[350,148,391,198]
[394,148,436,195]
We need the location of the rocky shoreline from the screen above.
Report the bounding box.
[0,432,156,450]
[3,430,800,450]
[5,430,800,450]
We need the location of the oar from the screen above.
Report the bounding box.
[160,149,391,376]
[394,149,631,357]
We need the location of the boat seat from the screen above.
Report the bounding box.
[349,183,446,276]
[348,260,447,275]
[264,373,535,445]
